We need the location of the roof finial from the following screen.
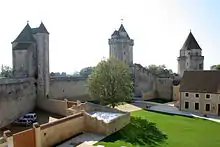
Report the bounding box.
[190,29,191,32]
[121,18,123,24]
[27,20,29,24]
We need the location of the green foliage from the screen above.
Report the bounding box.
[98,116,167,147]
[210,64,220,70]
[87,58,133,108]
[79,66,95,77]
[0,65,13,78]
[145,64,173,77]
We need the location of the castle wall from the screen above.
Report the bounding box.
[49,77,90,101]
[0,78,36,128]
[133,64,156,97]
[156,78,173,100]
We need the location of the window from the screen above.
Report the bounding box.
[195,52,198,56]
[195,103,199,110]
[195,93,200,98]
[124,52,126,55]
[205,104,211,111]
[206,94,210,99]
[185,93,189,97]
[185,102,189,109]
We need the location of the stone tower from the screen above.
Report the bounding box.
[12,22,50,98]
[108,24,134,66]
[177,31,204,77]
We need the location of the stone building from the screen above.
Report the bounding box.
[177,31,204,77]
[12,22,50,98]
[180,70,220,116]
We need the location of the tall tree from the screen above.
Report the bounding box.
[0,65,13,78]
[87,58,133,108]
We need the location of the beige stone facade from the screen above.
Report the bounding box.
[180,92,220,116]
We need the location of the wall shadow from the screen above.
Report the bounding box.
[100,116,167,146]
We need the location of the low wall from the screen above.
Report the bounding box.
[49,77,91,101]
[37,98,67,116]
[40,113,84,147]
[84,111,130,136]
[0,78,36,128]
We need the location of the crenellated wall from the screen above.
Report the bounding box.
[49,77,91,101]
[0,78,36,128]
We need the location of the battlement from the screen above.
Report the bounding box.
[108,38,134,46]
[50,76,87,82]
[0,77,35,85]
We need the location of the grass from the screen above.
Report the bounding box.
[96,110,220,147]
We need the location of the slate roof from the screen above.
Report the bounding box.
[180,71,220,93]
[181,32,201,50]
[111,24,130,39]
[12,23,36,43]
[12,22,49,43]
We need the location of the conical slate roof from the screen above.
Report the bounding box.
[32,22,49,34]
[12,23,36,43]
[111,24,130,39]
[181,32,201,50]
[118,24,127,32]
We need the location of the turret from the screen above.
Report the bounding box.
[178,31,204,77]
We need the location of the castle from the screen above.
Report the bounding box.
[0,21,203,128]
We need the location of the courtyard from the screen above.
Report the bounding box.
[0,109,63,137]
[96,110,220,147]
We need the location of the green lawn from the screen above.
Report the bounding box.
[96,110,220,147]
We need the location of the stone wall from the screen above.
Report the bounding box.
[37,98,68,116]
[133,64,156,97]
[0,78,36,128]
[156,78,173,100]
[40,113,84,147]
[49,77,91,101]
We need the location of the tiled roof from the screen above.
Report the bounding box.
[180,70,220,93]
[181,32,201,50]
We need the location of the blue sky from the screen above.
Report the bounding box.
[0,0,219,74]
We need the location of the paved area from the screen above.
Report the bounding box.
[56,133,106,147]
[116,103,142,112]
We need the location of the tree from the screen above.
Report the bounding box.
[87,58,133,108]
[0,65,13,78]
[210,64,220,70]
[145,64,173,77]
[79,66,95,77]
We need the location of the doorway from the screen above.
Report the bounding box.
[218,104,220,116]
